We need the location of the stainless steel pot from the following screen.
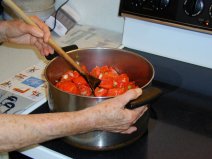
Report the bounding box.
[44,48,158,150]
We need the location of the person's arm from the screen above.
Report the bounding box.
[0,88,147,153]
[0,16,54,55]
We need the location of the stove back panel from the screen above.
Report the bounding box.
[119,0,212,34]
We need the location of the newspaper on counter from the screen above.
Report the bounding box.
[0,62,47,114]
[56,24,122,48]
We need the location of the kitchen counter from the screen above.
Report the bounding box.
[0,43,45,82]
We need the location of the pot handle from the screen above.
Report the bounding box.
[45,44,78,60]
[125,87,162,109]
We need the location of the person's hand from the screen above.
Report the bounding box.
[0,16,54,56]
[88,88,148,134]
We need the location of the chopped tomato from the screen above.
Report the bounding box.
[72,71,80,78]
[100,65,109,73]
[56,81,79,94]
[81,65,89,74]
[78,84,92,96]
[56,65,138,97]
[60,70,74,81]
[101,72,118,80]
[73,76,88,86]
[126,82,138,90]
[90,66,101,78]
[99,78,114,89]
[107,88,125,96]
[115,73,130,88]
[94,87,108,97]
[60,70,80,81]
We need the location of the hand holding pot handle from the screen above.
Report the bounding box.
[126,87,162,109]
[91,88,148,134]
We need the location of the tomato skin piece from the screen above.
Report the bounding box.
[78,84,92,96]
[94,87,108,97]
[107,88,125,97]
[73,76,88,86]
[56,81,80,94]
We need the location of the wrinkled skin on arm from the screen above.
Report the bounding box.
[0,88,147,153]
[0,16,54,56]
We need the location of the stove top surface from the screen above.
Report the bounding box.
[31,79,212,159]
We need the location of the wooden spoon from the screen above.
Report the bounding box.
[3,0,101,92]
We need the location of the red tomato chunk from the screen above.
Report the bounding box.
[55,65,138,97]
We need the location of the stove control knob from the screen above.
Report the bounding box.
[209,5,212,18]
[150,0,170,11]
[184,0,204,16]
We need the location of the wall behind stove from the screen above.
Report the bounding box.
[55,0,124,33]
[123,18,212,69]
